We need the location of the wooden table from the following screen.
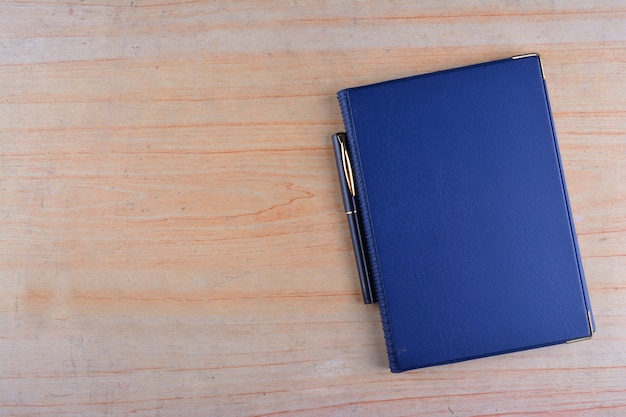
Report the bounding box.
[1,1,625,416]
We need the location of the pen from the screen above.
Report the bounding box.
[332,133,375,304]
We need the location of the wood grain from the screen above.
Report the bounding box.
[1,1,625,416]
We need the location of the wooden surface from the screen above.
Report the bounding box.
[1,1,625,416]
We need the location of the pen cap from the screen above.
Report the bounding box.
[332,133,355,212]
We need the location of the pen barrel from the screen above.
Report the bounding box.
[347,212,374,305]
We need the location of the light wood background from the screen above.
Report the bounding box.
[1,1,625,416]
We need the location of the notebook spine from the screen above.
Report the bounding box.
[337,89,400,372]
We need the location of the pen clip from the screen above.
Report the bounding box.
[337,133,356,197]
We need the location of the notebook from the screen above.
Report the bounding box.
[333,54,595,372]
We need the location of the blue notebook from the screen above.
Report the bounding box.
[334,54,595,372]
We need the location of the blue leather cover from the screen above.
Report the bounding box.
[337,55,594,372]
